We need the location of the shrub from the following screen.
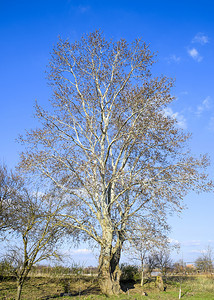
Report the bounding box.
[120,264,140,281]
[0,258,14,276]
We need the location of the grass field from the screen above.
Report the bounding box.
[1,275,214,299]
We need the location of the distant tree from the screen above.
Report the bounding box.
[195,246,213,273]
[185,264,196,274]
[146,253,158,277]
[124,218,172,286]
[173,260,186,274]
[146,249,172,284]
[153,250,173,277]
[0,164,23,232]
[19,30,213,295]
[0,258,14,277]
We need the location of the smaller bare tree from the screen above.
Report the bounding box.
[146,253,158,277]
[173,260,186,275]
[195,246,213,273]
[124,217,172,286]
[146,248,173,291]
[3,180,66,300]
[0,164,23,233]
[153,250,173,277]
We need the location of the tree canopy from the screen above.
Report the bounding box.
[19,31,212,294]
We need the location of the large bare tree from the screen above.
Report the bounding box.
[19,31,212,295]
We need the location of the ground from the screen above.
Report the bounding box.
[0,275,214,299]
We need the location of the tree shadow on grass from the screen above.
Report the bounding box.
[41,284,101,299]
[180,288,192,298]
[120,280,135,292]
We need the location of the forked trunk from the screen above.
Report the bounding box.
[98,244,122,295]
[16,268,29,300]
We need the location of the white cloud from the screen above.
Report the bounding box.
[163,107,187,129]
[167,54,181,64]
[180,91,189,96]
[168,238,179,244]
[192,33,209,45]
[72,248,92,254]
[190,248,211,254]
[188,48,203,62]
[189,249,202,254]
[200,249,209,254]
[196,96,212,116]
[208,116,214,131]
[181,240,201,247]
[78,5,90,13]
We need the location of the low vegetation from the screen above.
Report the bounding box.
[1,269,214,299]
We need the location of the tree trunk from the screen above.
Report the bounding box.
[16,269,29,300]
[98,244,122,295]
[16,282,23,300]
[141,259,145,287]
[141,269,144,286]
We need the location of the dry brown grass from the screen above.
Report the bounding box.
[1,274,214,299]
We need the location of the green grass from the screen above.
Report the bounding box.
[1,275,214,299]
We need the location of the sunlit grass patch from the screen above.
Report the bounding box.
[1,275,214,299]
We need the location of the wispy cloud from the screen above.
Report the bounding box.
[181,240,201,247]
[189,249,202,254]
[192,32,209,45]
[208,116,214,131]
[78,5,90,13]
[180,91,189,96]
[196,96,212,116]
[163,107,187,129]
[72,248,92,254]
[167,54,181,64]
[190,248,211,254]
[188,48,203,62]
[168,238,180,244]
[166,33,208,65]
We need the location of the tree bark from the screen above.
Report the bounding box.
[16,282,23,300]
[98,244,122,295]
[141,269,144,287]
[16,267,29,300]
[141,258,145,287]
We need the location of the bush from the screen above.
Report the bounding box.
[0,258,14,276]
[120,264,140,281]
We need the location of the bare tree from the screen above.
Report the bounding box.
[124,217,171,286]
[3,183,65,300]
[195,246,213,273]
[19,31,213,295]
[153,250,173,277]
[0,164,23,232]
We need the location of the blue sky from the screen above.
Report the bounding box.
[0,0,214,265]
